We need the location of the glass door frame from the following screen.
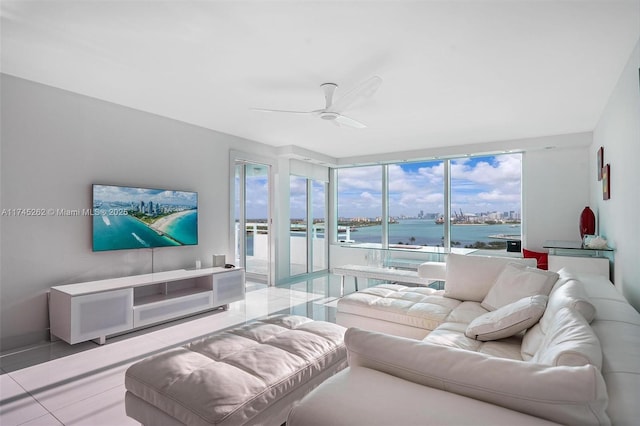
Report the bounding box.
[229,151,275,286]
[289,176,329,277]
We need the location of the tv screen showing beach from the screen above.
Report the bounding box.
[92,184,198,251]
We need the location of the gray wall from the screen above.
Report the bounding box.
[592,39,640,310]
[0,74,275,350]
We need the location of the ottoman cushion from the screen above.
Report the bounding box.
[125,315,347,426]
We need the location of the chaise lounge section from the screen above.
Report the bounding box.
[335,254,536,339]
[288,254,640,425]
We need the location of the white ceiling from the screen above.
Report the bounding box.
[2,1,639,160]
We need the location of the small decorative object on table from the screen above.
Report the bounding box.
[579,206,596,239]
[585,235,608,250]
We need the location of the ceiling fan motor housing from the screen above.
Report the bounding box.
[319,111,339,120]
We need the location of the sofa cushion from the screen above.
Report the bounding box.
[345,327,610,426]
[442,300,488,324]
[337,284,460,333]
[444,254,535,302]
[539,279,596,333]
[481,263,557,311]
[531,307,603,368]
[423,322,524,360]
[521,278,597,360]
[466,295,548,341]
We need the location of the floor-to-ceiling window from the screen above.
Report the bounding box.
[387,160,445,248]
[449,154,522,250]
[290,175,328,276]
[333,153,522,253]
[289,175,308,275]
[234,161,270,283]
[311,180,328,272]
[336,166,383,244]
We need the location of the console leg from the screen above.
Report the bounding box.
[340,276,345,297]
[92,336,106,345]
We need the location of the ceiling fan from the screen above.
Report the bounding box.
[252,76,382,128]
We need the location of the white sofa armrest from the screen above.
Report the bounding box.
[345,327,610,426]
[288,367,559,426]
[417,261,446,280]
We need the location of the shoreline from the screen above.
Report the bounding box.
[149,209,194,235]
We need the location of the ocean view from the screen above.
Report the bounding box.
[244,219,519,257]
[340,219,521,248]
[93,202,197,251]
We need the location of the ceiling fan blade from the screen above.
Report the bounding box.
[250,108,317,115]
[334,114,367,128]
[330,75,382,113]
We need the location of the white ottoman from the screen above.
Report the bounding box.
[125,315,347,426]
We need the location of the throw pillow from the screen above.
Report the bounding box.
[465,295,548,341]
[523,249,549,270]
[481,263,558,311]
[443,254,535,302]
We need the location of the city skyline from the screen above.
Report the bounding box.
[93,184,197,207]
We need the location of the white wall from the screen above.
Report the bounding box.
[592,39,640,311]
[0,75,276,350]
[523,145,591,250]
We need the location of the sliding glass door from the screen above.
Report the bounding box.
[289,175,328,276]
[234,161,270,283]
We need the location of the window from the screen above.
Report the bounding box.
[334,153,522,252]
[450,154,522,250]
[336,166,383,244]
[290,176,329,275]
[387,161,444,247]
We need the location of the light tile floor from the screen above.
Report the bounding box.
[0,274,353,426]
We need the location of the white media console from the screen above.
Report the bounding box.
[49,267,245,345]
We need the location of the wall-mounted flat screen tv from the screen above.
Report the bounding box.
[92,184,198,252]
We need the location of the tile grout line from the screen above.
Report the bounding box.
[3,373,51,426]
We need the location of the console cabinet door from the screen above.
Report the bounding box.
[213,269,245,306]
[69,288,133,344]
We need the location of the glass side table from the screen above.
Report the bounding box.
[542,240,613,257]
[542,240,614,279]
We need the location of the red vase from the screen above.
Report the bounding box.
[579,206,596,239]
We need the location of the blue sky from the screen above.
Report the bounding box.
[94,184,197,207]
[242,154,521,219]
[337,154,521,218]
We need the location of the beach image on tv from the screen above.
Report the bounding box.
[92,184,198,251]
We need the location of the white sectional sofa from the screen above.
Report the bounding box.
[288,254,640,426]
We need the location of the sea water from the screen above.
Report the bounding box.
[345,219,520,247]
[164,210,198,245]
[243,219,520,255]
[93,203,197,250]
